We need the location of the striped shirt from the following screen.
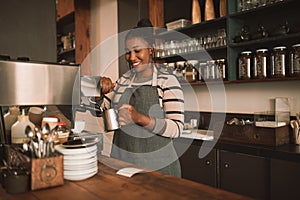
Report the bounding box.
[102,65,184,138]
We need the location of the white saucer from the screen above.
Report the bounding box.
[55,144,97,155]
[64,156,97,165]
[64,162,98,171]
[63,150,97,160]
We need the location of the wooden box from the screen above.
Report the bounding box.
[31,154,64,190]
[219,124,290,146]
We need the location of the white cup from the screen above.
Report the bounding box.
[190,119,198,129]
[28,107,44,127]
[73,121,85,133]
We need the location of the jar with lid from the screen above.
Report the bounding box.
[271,46,287,77]
[253,48,268,78]
[185,60,199,82]
[54,121,70,144]
[291,44,300,76]
[238,51,252,79]
[216,59,227,80]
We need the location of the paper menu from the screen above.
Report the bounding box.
[116,167,145,178]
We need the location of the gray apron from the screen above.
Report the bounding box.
[111,68,181,177]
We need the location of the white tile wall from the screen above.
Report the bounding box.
[183,81,300,116]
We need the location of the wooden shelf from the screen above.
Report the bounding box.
[58,48,75,56]
[180,76,300,86]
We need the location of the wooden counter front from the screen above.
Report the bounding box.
[0,156,252,200]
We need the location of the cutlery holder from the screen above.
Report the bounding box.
[31,153,63,190]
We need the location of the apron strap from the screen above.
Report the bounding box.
[152,65,158,87]
[128,64,158,87]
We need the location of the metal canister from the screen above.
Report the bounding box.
[272,46,287,77]
[253,48,268,78]
[238,51,252,79]
[291,44,300,76]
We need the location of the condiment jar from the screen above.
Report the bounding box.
[272,46,287,77]
[54,121,70,144]
[238,51,252,79]
[253,48,268,78]
[216,59,227,80]
[291,44,300,77]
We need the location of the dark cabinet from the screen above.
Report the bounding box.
[176,142,217,187]
[219,150,269,200]
[270,158,300,200]
[176,141,269,199]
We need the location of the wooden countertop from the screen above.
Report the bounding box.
[0,156,253,200]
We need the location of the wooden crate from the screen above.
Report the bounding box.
[219,124,290,146]
[31,154,64,190]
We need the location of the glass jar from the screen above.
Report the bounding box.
[207,60,217,80]
[238,51,252,79]
[216,59,227,80]
[272,46,287,77]
[185,60,199,82]
[253,49,268,78]
[199,62,207,81]
[291,44,300,76]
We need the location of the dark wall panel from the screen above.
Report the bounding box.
[117,0,149,76]
[0,0,56,62]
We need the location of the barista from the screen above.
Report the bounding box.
[99,19,185,177]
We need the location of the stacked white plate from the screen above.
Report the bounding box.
[55,144,98,181]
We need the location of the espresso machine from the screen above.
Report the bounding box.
[0,59,81,162]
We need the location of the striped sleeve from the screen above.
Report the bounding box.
[153,73,184,138]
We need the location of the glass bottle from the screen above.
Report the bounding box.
[11,109,35,144]
[4,106,19,144]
